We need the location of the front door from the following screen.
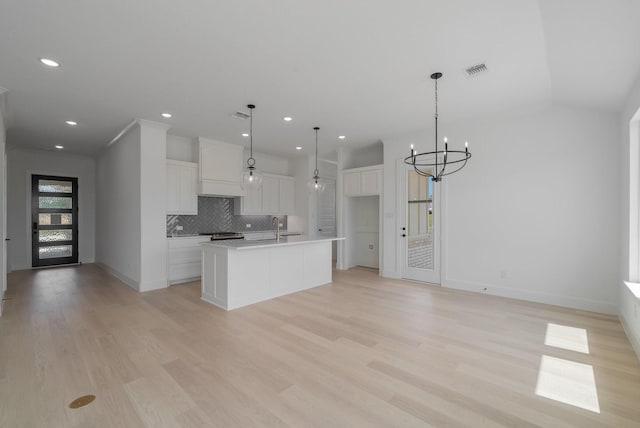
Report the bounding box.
[31,175,78,267]
[399,162,440,284]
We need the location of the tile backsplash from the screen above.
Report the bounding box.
[167,196,287,236]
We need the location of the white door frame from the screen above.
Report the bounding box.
[396,159,442,284]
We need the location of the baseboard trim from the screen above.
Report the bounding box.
[139,278,168,292]
[96,262,139,291]
[620,313,640,361]
[381,270,402,279]
[443,277,617,315]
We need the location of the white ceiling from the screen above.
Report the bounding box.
[0,0,638,157]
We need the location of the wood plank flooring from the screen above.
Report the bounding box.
[1,264,639,427]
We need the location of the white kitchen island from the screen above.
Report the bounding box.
[200,236,344,310]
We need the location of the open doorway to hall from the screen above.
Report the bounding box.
[31,175,78,267]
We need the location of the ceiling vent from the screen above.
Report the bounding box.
[231,111,250,120]
[465,63,488,77]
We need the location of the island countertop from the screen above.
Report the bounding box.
[201,235,343,250]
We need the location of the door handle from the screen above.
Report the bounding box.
[33,221,38,234]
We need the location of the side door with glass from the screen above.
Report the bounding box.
[31,175,78,267]
[398,162,440,284]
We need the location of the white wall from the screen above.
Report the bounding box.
[342,143,383,170]
[619,71,640,357]
[139,121,169,291]
[96,125,141,287]
[96,120,169,291]
[242,149,290,176]
[383,104,620,314]
[6,148,96,271]
[0,89,6,312]
[167,134,196,162]
[288,156,310,235]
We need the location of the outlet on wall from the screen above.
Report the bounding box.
[246,224,251,228]
[368,244,374,250]
[500,270,507,279]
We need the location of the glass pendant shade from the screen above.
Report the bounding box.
[243,166,263,189]
[307,172,326,193]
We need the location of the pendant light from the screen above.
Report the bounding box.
[242,104,263,189]
[404,72,471,181]
[307,127,326,193]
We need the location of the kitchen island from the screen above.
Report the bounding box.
[200,236,344,310]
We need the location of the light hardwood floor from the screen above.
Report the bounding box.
[1,264,639,427]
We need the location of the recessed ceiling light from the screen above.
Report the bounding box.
[338,135,346,140]
[55,145,64,149]
[40,58,60,67]
[295,146,302,150]
[283,116,293,122]
[242,133,249,137]
[161,112,172,118]
[65,120,77,126]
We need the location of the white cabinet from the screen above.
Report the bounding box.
[261,176,280,213]
[197,137,245,197]
[167,236,209,285]
[166,160,198,214]
[279,178,295,213]
[236,174,296,215]
[343,165,382,196]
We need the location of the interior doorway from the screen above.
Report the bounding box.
[31,175,79,267]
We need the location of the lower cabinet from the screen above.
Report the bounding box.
[167,236,210,285]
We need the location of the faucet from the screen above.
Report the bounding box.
[272,216,281,243]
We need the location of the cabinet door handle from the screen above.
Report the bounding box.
[401,234,406,237]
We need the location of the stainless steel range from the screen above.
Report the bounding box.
[200,232,245,241]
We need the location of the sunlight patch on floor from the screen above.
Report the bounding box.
[535,355,600,413]
[544,323,589,354]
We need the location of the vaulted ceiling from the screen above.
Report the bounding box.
[1,0,638,157]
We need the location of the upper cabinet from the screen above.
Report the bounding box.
[167,160,198,214]
[236,173,295,215]
[197,137,245,197]
[343,164,383,197]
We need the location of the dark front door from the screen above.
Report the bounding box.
[31,175,79,267]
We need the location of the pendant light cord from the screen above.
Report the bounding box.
[247,104,256,168]
[314,127,320,177]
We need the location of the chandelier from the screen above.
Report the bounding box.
[404,72,471,182]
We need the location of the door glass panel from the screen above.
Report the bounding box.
[39,213,73,225]
[39,196,72,209]
[407,171,434,270]
[39,229,73,242]
[39,245,73,259]
[38,179,73,193]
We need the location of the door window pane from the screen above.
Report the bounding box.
[39,245,72,259]
[38,179,73,193]
[39,230,73,242]
[39,213,73,225]
[39,197,72,209]
[407,171,434,270]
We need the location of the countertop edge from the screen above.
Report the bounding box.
[201,237,344,250]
